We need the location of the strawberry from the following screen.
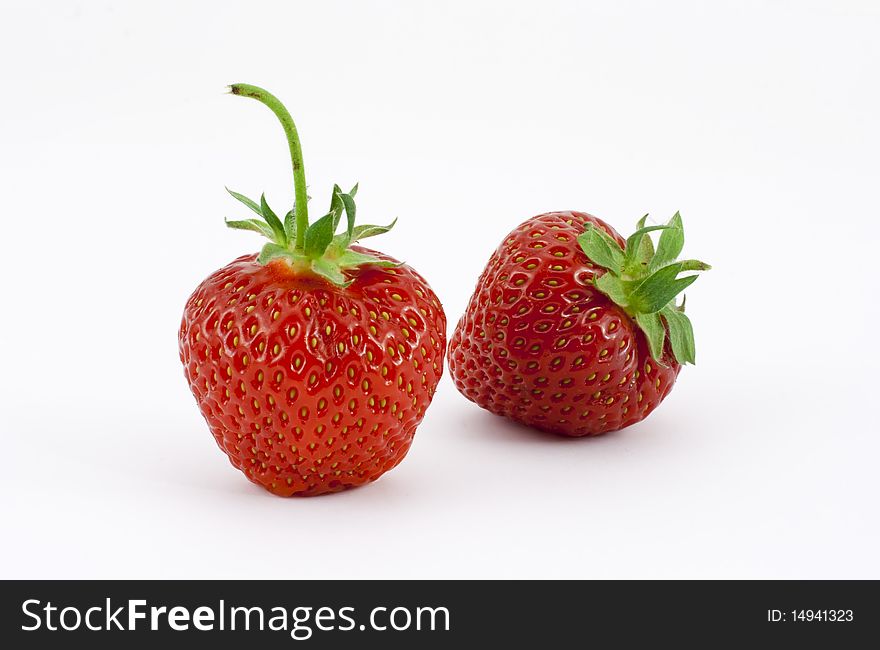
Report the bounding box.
[448,211,708,437]
[179,84,446,496]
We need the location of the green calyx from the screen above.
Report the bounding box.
[224,83,397,286]
[577,212,710,365]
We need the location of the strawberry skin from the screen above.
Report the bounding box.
[180,247,446,496]
[449,211,685,437]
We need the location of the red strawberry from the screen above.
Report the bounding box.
[179,84,446,496]
[448,211,708,437]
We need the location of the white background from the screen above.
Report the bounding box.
[1,0,878,579]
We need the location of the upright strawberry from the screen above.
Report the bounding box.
[179,84,446,496]
[448,211,708,437]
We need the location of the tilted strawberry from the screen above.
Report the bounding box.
[448,211,708,437]
[179,84,446,496]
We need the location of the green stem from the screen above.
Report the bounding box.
[229,83,309,250]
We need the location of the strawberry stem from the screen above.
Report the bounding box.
[229,83,310,251]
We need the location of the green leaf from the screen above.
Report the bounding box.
[259,194,287,244]
[662,305,696,365]
[339,192,357,243]
[624,225,669,276]
[625,225,668,256]
[628,263,700,313]
[350,219,397,242]
[284,208,296,241]
[635,312,666,362]
[594,272,629,307]
[225,218,275,240]
[304,212,336,258]
[651,212,684,270]
[257,242,291,265]
[577,224,624,273]
[328,184,345,232]
[336,249,398,269]
[636,232,655,269]
[311,258,349,286]
[634,215,655,268]
[226,188,263,217]
[671,259,712,272]
[349,182,359,198]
